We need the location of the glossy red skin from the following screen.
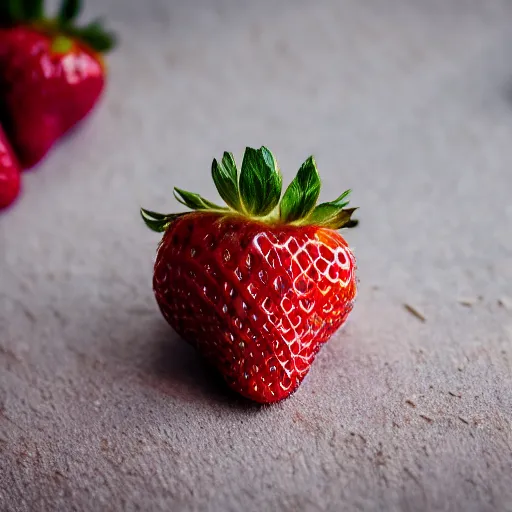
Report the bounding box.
[154,212,357,404]
[0,124,21,209]
[0,26,105,169]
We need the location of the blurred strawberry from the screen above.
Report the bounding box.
[0,124,21,209]
[0,0,116,168]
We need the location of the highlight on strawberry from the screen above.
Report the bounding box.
[141,147,359,404]
[0,0,116,169]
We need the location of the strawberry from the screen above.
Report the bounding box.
[141,147,359,404]
[0,0,116,168]
[0,123,21,209]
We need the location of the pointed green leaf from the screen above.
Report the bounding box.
[239,146,282,217]
[280,156,321,223]
[308,206,358,229]
[72,19,117,53]
[305,189,352,226]
[173,187,227,211]
[329,189,352,208]
[211,152,242,211]
[58,0,82,23]
[140,209,172,221]
[140,208,183,233]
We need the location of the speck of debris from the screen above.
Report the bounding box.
[497,296,512,310]
[448,391,461,398]
[420,414,434,423]
[403,304,426,323]
[405,399,416,408]
[458,297,477,307]
[458,416,469,425]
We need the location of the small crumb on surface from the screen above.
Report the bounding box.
[405,399,416,408]
[403,304,426,323]
[458,297,478,307]
[497,296,512,310]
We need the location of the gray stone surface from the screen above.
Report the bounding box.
[1,0,512,510]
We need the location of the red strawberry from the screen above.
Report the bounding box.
[0,0,116,168]
[141,147,359,403]
[0,123,21,209]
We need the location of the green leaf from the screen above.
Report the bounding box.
[280,156,321,223]
[72,19,117,53]
[140,208,183,233]
[239,146,282,217]
[328,189,352,208]
[173,187,227,211]
[306,189,357,229]
[22,0,43,20]
[58,0,82,23]
[211,152,242,211]
[308,206,358,230]
[306,189,352,224]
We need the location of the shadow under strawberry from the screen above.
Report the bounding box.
[149,326,265,411]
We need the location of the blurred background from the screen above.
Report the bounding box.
[1,0,511,511]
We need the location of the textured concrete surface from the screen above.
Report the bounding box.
[1,0,512,510]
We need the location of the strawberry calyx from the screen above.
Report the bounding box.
[141,147,359,233]
[0,0,116,53]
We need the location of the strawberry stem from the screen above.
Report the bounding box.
[51,33,73,53]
